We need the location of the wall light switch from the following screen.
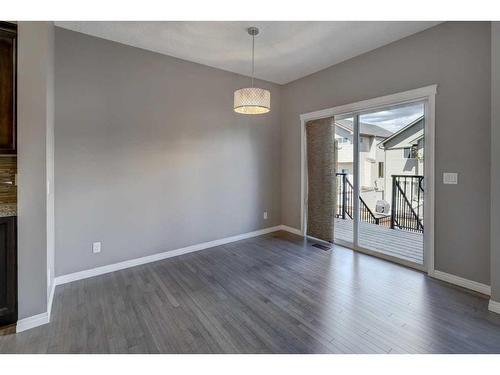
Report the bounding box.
[443,172,458,185]
[263,211,268,220]
[92,242,101,254]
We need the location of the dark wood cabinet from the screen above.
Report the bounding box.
[0,22,16,154]
[0,216,16,326]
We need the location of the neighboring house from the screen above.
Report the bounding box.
[335,115,424,211]
[379,116,424,205]
[335,119,392,209]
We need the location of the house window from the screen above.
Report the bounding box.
[404,145,418,159]
[378,162,384,178]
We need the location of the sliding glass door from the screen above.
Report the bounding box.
[334,101,425,269]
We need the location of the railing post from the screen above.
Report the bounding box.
[391,175,396,229]
[342,174,347,219]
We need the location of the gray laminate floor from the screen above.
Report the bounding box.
[1,231,500,353]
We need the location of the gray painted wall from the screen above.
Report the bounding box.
[54,28,281,276]
[17,22,55,319]
[491,22,500,301]
[46,24,56,302]
[280,22,491,284]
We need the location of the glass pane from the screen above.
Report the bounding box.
[357,102,425,265]
[334,116,354,244]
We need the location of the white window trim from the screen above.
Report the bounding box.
[300,84,437,275]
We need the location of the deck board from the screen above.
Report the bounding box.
[335,218,423,264]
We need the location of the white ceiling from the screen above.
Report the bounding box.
[55,21,441,84]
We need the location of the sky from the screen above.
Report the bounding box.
[360,102,424,133]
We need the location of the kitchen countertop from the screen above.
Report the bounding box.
[0,203,16,217]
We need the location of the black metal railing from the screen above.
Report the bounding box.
[336,173,423,232]
[336,173,387,226]
[391,175,424,233]
[336,173,353,219]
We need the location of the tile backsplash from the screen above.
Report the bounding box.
[0,157,16,204]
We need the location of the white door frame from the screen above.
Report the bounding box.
[300,84,437,275]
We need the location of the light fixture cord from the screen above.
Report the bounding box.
[251,33,255,87]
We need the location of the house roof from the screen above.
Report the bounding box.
[379,115,424,148]
[336,119,393,138]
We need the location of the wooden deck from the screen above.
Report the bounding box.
[334,218,423,264]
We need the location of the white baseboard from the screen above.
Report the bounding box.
[279,225,303,235]
[55,225,282,286]
[16,282,56,333]
[15,225,283,334]
[432,270,491,296]
[489,299,500,314]
[16,312,49,333]
[18,224,499,332]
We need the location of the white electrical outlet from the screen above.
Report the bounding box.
[92,241,101,254]
[263,211,268,220]
[443,172,458,185]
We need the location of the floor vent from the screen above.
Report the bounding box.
[312,243,332,251]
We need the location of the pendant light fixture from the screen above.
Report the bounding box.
[233,27,271,114]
